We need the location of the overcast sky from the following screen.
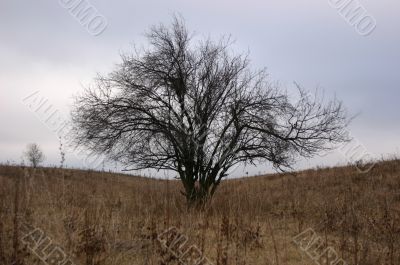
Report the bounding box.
[1,0,399,177]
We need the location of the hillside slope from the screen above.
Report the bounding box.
[0,159,399,265]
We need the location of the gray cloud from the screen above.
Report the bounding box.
[1,0,399,175]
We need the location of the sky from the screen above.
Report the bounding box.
[0,0,399,177]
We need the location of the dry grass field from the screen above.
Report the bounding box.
[1,159,400,265]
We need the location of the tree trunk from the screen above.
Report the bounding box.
[183,180,213,210]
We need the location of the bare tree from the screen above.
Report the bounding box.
[24,143,45,168]
[58,136,66,168]
[71,17,349,207]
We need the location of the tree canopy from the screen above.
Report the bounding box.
[71,17,349,207]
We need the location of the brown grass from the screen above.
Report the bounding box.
[0,159,399,265]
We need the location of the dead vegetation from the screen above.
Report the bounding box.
[0,159,399,265]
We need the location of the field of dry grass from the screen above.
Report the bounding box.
[1,159,400,265]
